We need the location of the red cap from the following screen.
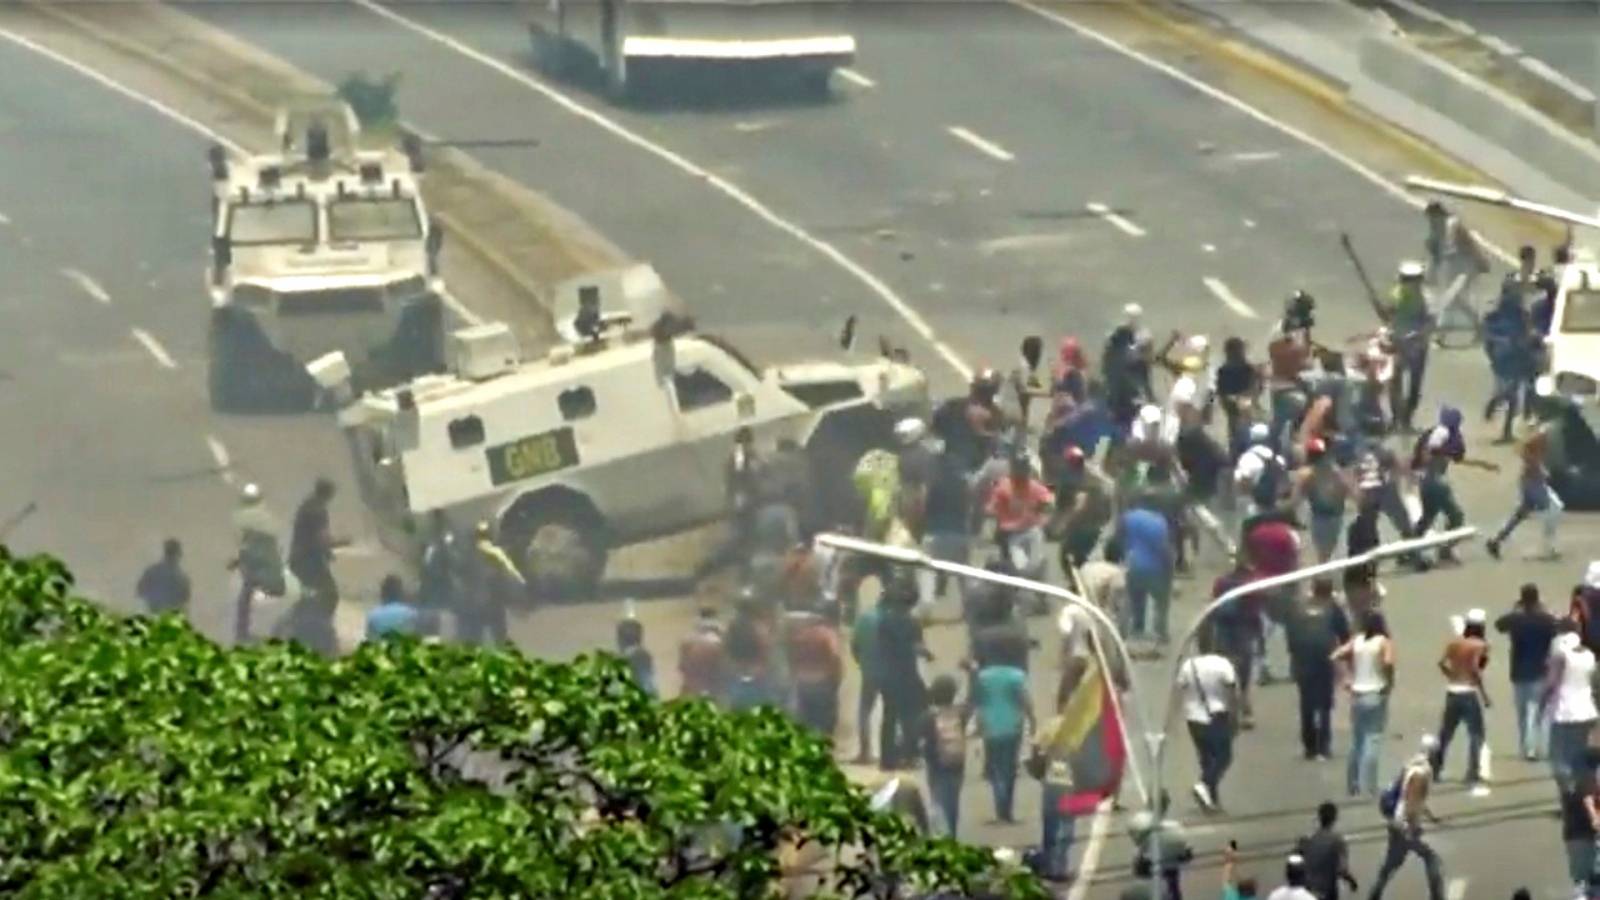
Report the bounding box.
[1062,446,1086,465]
[1305,437,1327,458]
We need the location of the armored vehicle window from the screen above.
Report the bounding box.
[558,386,597,421]
[448,415,485,449]
[674,368,732,411]
[226,200,316,245]
[1562,289,1600,334]
[329,198,423,242]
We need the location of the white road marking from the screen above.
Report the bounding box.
[1202,242,1217,253]
[0,210,10,225]
[60,268,111,304]
[733,120,780,134]
[350,0,972,378]
[205,434,236,485]
[979,231,1077,255]
[1229,150,1281,162]
[1243,218,1258,229]
[946,125,1016,162]
[1086,201,1147,237]
[1203,276,1260,319]
[0,28,242,154]
[1008,0,1518,265]
[836,67,876,89]
[1445,877,1468,900]
[130,327,177,369]
[1064,799,1114,900]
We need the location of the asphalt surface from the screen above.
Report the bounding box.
[1420,0,1599,90]
[10,0,1600,896]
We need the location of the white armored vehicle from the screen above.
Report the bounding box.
[320,314,926,599]
[207,100,445,411]
[530,0,856,102]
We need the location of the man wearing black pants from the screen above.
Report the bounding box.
[1289,579,1351,760]
[1177,633,1239,812]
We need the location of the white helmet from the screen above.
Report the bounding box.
[1248,422,1270,444]
[1138,404,1163,427]
[1123,303,1144,322]
[240,483,262,505]
[1185,334,1210,355]
[1398,260,1425,279]
[893,417,927,446]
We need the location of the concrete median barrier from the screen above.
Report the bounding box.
[1359,34,1600,200]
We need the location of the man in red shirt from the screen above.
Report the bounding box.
[1244,513,1303,685]
[785,603,844,737]
[678,605,730,703]
[986,454,1056,578]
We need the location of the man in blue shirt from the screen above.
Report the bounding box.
[366,574,423,641]
[1118,493,1174,649]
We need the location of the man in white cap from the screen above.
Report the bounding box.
[1369,734,1446,900]
[1430,608,1491,795]
[229,482,285,645]
[1544,623,1598,794]
[1234,423,1287,519]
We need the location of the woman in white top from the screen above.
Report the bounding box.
[1544,628,1599,794]
[1332,610,1395,797]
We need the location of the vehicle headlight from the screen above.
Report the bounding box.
[231,284,274,308]
[1555,372,1599,396]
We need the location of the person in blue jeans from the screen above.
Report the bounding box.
[1494,584,1557,760]
[1331,610,1395,796]
[971,658,1034,823]
[919,674,968,838]
[1118,495,1174,647]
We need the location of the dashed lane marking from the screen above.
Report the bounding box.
[350,0,972,379]
[1203,276,1260,319]
[1445,878,1467,900]
[61,268,111,304]
[0,210,10,225]
[130,327,177,370]
[1007,0,1518,265]
[205,434,235,485]
[1086,201,1148,237]
[1229,150,1281,162]
[836,67,876,89]
[946,125,1016,162]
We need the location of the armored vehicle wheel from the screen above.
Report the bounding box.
[503,493,608,603]
[208,311,316,414]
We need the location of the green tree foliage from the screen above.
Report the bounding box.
[337,72,401,129]
[0,548,1042,899]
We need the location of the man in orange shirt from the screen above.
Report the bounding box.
[786,602,844,738]
[986,454,1056,578]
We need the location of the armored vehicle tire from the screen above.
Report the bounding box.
[208,312,316,413]
[502,495,609,603]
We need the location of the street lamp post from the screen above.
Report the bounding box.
[821,526,1476,896]
[1141,526,1475,893]
[815,533,1154,804]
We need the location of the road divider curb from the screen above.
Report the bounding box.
[1359,34,1600,199]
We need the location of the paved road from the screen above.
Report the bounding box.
[174,2,1600,895]
[13,1,1600,895]
[1422,0,1599,91]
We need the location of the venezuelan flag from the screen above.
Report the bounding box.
[1045,654,1128,816]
